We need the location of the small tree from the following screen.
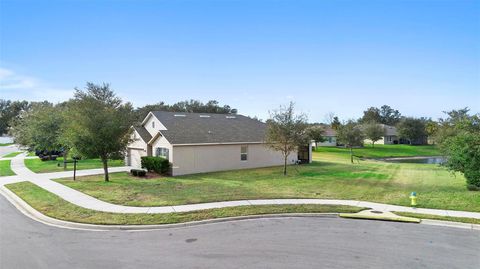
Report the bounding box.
[331,116,341,130]
[437,109,480,190]
[265,102,308,175]
[336,121,365,163]
[363,122,384,148]
[425,120,439,144]
[397,117,426,145]
[306,125,325,149]
[64,83,133,182]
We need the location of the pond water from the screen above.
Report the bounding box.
[383,157,444,164]
[0,136,13,144]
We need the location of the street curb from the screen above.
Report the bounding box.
[2,185,479,232]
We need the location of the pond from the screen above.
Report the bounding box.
[0,136,13,144]
[382,157,445,164]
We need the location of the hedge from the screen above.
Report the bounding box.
[141,156,170,174]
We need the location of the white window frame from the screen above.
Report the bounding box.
[155,147,169,160]
[152,121,155,129]
[240,145,248,161]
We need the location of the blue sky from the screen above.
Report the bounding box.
[1,0,479,122]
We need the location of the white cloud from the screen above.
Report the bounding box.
[0,67,73,102]
[0,67,38,89]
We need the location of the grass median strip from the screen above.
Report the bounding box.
[2,151,22,158]
[5,182,364,225]
[25,157,124,173]
[394,212,480,225]
[0,160,14,176]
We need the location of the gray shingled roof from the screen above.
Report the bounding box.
[151,111,266,144]
[133,125,152,142]
[383,124,397,136]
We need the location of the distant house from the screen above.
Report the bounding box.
[126,111,312,176]
[314,125,338,147]
[364,124,427,145]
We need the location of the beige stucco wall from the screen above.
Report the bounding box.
[171,143,298,176]
[143,114,167,135]
[364,137,386,145]
[315,136,337,147]
[150,135,174,160]
[126,130,148,167]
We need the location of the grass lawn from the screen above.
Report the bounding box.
[2,151,23,158]
[6,182,363,225]
[27,151,37,157]
[0,160,14,176]
[25,157,124,173]
[315,144,441,159]
[54,149,480,212]
[394,212,480,225]
[0,143,13,147]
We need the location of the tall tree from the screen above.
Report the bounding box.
[379,105,401,125]
[336,121,365,163]
[425,120,439,144]
[359,105,401,125]
[437,109,480,190]
[9,102,63,154]
[306,125,325,149]
[396,117,427,145]
[134,99,237,122]
[0,99,30,135]
[265,102,308,175]
[363,122,384,148]
[331,116,341,130]
[64,83,134,182]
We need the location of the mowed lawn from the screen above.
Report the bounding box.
[55,146,480,212]
[316,144,441,158]
[2,151,23,158]
[25,157,124,173]
[0,160,14,176]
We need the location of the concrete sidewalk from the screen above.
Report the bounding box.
[2,153,480,219]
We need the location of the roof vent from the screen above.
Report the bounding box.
[199,115,211,118]
[226,116,236,119]
[174,114,186,117]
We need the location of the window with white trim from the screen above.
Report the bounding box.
[155,147,169,160]
[240,145,248,161]
[152,121,155,129]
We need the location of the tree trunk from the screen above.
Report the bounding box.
[283,155,287,176]
[102,157,109,182]
[372,141,375,148]
[63,149,68,170]
[350,146,354,164]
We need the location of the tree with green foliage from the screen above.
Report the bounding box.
[63,83,134,182]
[437,108,480,190]
[306,125,325,149]
[265,102,309,175]
[396,117,427,145]
[359,105,401,126]
[0,99,30,135]
[336,121,365,163]
[134,99,237,122]
[425,120,439,144]
[331,116,341,130]
[363,122,384,148]
[10,102,64,154]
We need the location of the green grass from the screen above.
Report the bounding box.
[315,144,441,158]
[27,151,37,157]
[0,143,13,147]
[394,212,480,225]
[2,151,22,158]
[54,150,480,212]
[0,160,15,176]
[5,182,363,225]
[25,157,124,173]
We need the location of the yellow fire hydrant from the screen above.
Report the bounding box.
[410,192,417,207]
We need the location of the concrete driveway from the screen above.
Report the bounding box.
[1,195,479,269]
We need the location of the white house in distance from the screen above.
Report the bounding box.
[126,111,312,176]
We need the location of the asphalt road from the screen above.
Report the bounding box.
[0,195,479,269]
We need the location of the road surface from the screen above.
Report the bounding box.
[0,194,479,269]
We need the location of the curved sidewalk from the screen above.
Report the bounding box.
[2,153,480,219]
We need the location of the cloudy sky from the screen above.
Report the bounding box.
[1,0,479,122]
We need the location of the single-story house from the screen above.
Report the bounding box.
[313,125,337,147]
[126,111,312,176]
[364,124,428,145]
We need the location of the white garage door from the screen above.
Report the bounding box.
[129,149,144,168]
